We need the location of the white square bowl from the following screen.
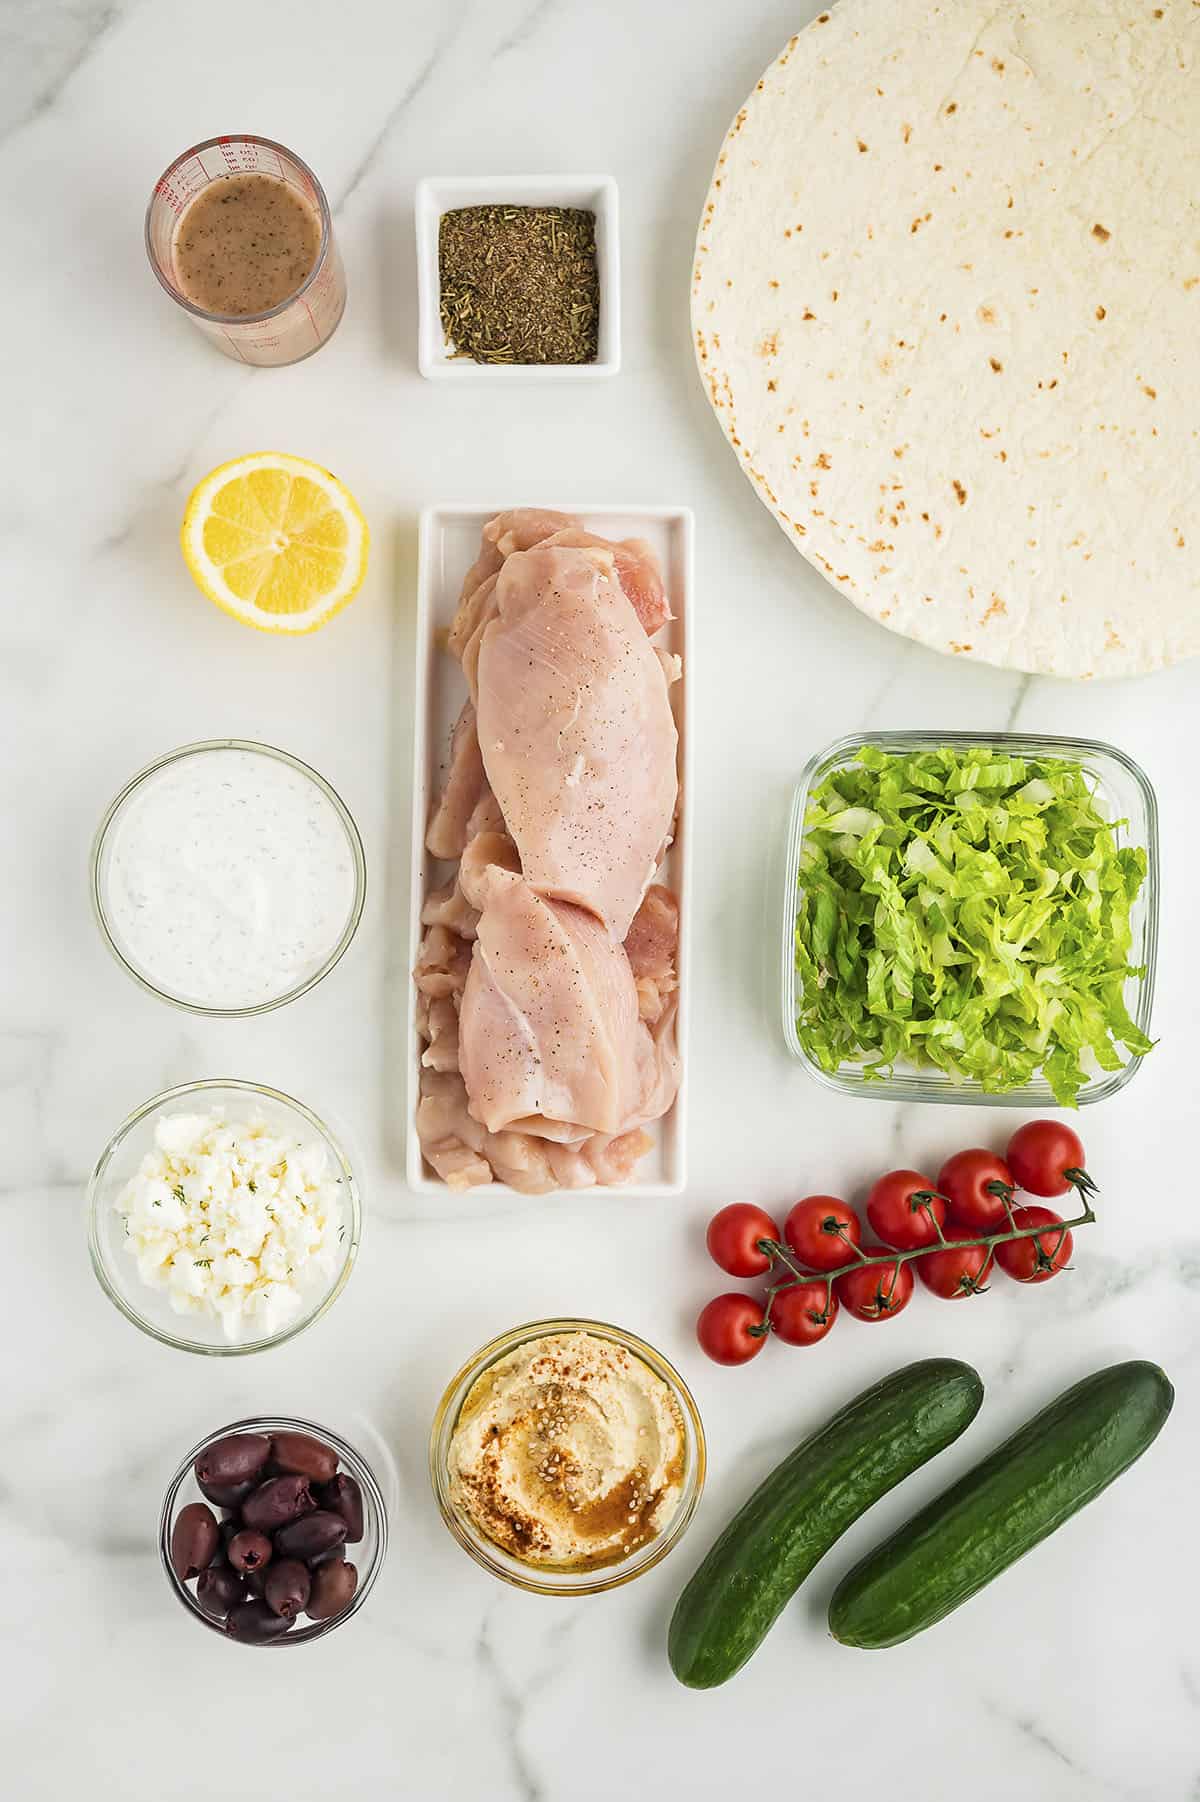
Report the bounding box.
[415,176,620,380]
[408,505,693,1195]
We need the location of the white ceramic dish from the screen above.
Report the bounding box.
[415,176,620,381]
[408,505,693,1196]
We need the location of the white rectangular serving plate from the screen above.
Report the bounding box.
[407,505,693,1196]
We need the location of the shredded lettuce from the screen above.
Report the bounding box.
[794,744,1153,1105]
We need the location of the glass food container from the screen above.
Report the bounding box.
[88,1079,361,1355]
[429,1318,706,1596]
[782,731,1159,1106]
[160,1415,386,1645]
[90,739,366,1018]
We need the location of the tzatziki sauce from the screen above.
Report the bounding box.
[97,744,361,1010]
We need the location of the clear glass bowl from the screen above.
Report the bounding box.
[429,1318,706,1596]
[90,739,366,1017]
[88,1079,361,1354]
[160,1415,387,1646]
[782,731,1159,1106]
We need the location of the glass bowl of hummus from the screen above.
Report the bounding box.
[429,1318,706,1595]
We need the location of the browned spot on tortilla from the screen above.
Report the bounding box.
[758,332,779,356]
[867,540,892,553]
[922,595,934,604]
[945,101,958,114]
[998,449,1008,461]
[1096,304,1107,319]
[1176,530,1186,547]
[989,357,1003,372]
[934,523,944,539]
[978,305,997,324]
[802,308,816,321]
[1092,222,1110,241]
[981,594,1007,623]
[815,451,831,469]
[1184,276,1199,291]
[933,163,943,172]
[950,642,973,654]
[910,213,932,233]
[992,57,1005,71]
[769,279,779,289]
[902,122,912,142]
[893,445,907,458]
[857,139,868,152]
[767,378,777,392]
[831,290,839,301]
[816,10,830,19]
[953,480,967,505]
[793,521,806,535]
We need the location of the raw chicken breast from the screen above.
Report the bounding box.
[475,545,678,941]
[426,702,488,860]
[450,511,672,652]
[624,884,680,1024]
[459,866,641,1136]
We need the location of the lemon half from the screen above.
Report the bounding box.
[181,452,369,634]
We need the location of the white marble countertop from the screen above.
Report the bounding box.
[3,1,1198,1797]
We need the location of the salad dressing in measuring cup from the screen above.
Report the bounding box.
[146,136,345,366]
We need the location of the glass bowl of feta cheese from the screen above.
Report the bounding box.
[87,1079,361,1355]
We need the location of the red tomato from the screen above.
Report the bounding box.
[705,1203,780,1277]
[770,1282,839,1346]
[938,1148,1016,1233]
[1005,1121,1094,1199]
[917,1228,995,1300]
[783,1196,862,1271]
[994,1206,1074,1283]
[835,1247,915,1322]
[866,1170,948,1250]
[696,1293,768,1363]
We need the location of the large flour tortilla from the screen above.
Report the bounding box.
[693,0,1200,678]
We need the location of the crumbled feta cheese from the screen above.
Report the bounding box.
[114,1109,343,1341]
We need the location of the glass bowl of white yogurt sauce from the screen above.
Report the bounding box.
[87,1079,361,1355]
[90,739,366,1015]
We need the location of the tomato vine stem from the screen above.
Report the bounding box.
[753,1196,1095,1330]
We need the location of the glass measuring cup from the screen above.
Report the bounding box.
[145,135,346,367]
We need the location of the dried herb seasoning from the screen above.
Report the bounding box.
[438,205,599,365]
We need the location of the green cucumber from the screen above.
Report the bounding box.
[668,1358,983,1688]
[829,1359,1174,1649]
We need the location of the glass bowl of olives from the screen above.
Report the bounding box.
[160,1415,387,1645]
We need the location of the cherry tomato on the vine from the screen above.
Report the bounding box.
[917,1228,995,1300]
[1005,1121,1094,1199]
[770,1282,839,1346]
[994,1206,1074,1283]
[705,1203,780,1278]
[937,1148,1015,1234]
[696,1294,768,1364]
[835,1247,915,1322]
[866,1170,948,1250]
[783,1196,862,1271]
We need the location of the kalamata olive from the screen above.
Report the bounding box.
[273,1509,347,1564]
[240,1473,315,1533]
[195,1433,271,1491]
[197,1475,255,1510]
[307,1558,358,1621]
[196,1564,244,1619]
[244,1567,267,1599]
[269,1431,338,1485]
[316,1473,364,1543]
[171,1502,219,1581]
[264,1558,311,1620]
[225,1598,292,1643]
[227,1529,273,1574]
